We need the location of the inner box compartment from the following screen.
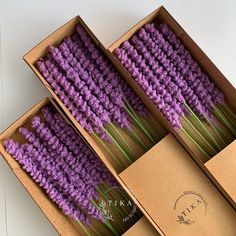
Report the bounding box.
[106,6,236,207]
[0,97,155,236]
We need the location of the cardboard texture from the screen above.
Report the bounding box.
[107,6,236,207]
[205,140,236,203]
[120,134,236,235]
[123,217,159,236]
[0,97,152,236]
[22,6,236,235]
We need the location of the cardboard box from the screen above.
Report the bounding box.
[107,6,236,208]
[23,10,236,235]
[0,97,157,236]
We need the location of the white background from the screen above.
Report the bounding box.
[0,0,236,235]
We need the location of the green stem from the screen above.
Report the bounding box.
[124,105,156,144]
[124,128,149,151]
[103,127,133,165]
[76,220,91,236]
[124,101,157,142]
[93,133,125,168]
[183,115,217,154]
[109,123,135,159]
[185,103,221,150]
[181,127,211,159]
[215,125,232,143]
[222,104,236,119]
[219,106,236,129]
[125,101,157,140]
[140,116,163,141]
[214,106,236,136]
[90,226,102,236]
[204,115,227,147]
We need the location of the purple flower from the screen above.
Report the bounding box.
[60,37,131,130]
[114,47,181,128]
[4,139,90,224]
[37,59,94,133]
[47,46,110,128]
[75,25,148,119]
[31,116,104,221]
[145,23,214,118]
[42,107,118,188]
[159,23,225,107]
[136,27,208,120]
[122,39,184,118]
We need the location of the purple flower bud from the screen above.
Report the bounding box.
[159,23,225,107]
[4,139,90,225]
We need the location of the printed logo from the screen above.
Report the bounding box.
[174,190,208,225]
[97,186,138,223]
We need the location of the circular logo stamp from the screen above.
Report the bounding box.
[97,186,138,223]
[174,190,208,225]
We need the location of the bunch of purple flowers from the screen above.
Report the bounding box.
[37,23,165,169]
[114,22,236,159]
[4,106,141,236]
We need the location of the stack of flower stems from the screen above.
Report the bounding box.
[37,23,166,171]
[4,106,142,236]
[114,22,236,160]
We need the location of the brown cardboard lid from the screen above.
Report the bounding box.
[119,134,236,235]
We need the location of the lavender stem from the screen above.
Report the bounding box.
[214,106,236,136]
[183,115,217,155]
[102,127,133,165]
[181,128,211,159]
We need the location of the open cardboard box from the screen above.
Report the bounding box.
[0,101,236,236]
[106,6,236,208]
[22,8,236,235]
[0,97,160,236]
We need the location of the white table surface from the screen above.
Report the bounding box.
[0,0,236,235]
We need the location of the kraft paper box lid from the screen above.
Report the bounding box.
[119,134,236,236]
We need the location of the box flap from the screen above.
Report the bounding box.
[119,134,236,235]
[206,140,236,204]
